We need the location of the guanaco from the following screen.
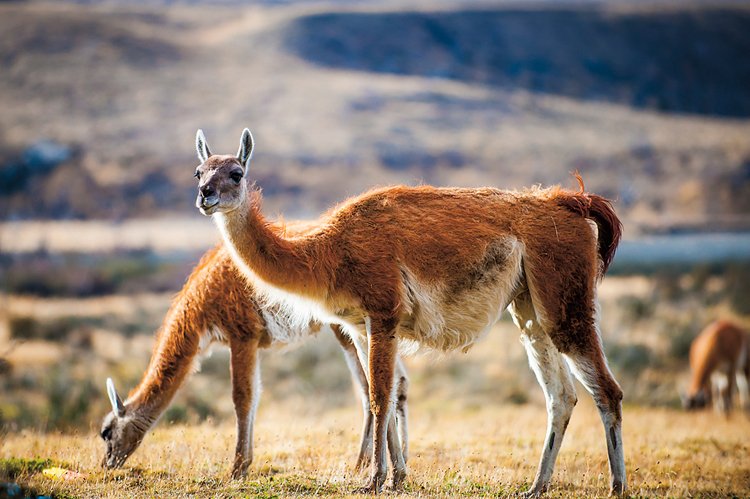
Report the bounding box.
[100,242,409,478]
[684,319,750,416]
[193,128,626,495]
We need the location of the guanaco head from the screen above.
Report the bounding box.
[682,388,709,410]
[100,378,149,469]
[194,129,254,216]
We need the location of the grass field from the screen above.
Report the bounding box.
[2,400,749,498]
[2,1,750,497]
[2,268,750,497]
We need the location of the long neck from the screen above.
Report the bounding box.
[127,293,204,425]
[215,189,331,298]
[688,353,714,397]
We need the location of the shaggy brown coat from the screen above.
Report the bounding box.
[101,241,408,478]
[196,129,626,495]
[686,319,750,415]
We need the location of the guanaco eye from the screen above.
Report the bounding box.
[101,427,112,440]
[230,171,243,184]
[194,170,201,179]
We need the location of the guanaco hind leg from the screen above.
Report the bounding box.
[510,293,577,496]
[737,370,750,413]
[725,368,737,417]
[565,337,627,495]
[512,289,626,496]
[711,367,736,417]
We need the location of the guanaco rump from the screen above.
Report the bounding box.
[100,242,409,478]
[684,319,750,415]
[194,128,627,495]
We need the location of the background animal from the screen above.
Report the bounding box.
[195,128,626,495]
[100,242,409,478]
[684,320,750,416]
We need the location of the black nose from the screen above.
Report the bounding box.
[200,185,215,198]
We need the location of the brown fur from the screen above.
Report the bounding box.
[685,320,750,414]
[102,238,408,477]
[197,131,626,494]
[130,245,267,412]
[553,172,623,276]
[215,183,622,316]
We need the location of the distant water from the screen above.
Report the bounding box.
[614,233,750,268]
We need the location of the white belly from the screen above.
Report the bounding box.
[397,238,524,352]
[260,305,332,344]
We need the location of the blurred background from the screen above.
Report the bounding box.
[1,0,749,433]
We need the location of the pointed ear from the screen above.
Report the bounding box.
[236,128,254,171]
[106,377,126,418]
[196,129,212,163]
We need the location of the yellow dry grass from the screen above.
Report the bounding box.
[2,399,749,498]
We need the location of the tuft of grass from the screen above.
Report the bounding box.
[0,457,53,480]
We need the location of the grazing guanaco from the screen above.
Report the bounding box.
[194,128,626,495]
[100,242,409,478]
[684,319,750,416]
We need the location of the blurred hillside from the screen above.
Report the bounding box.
[1,1,749,233]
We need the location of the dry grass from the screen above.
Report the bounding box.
[2,400,749,498]
[2,275,749,496]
